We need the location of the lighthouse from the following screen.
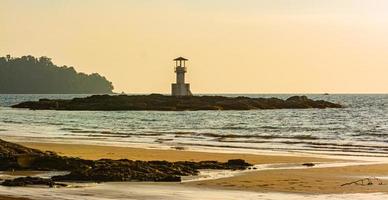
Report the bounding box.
[171,57,192,96]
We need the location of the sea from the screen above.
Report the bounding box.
[0,94,387,157]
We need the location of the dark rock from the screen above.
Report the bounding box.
[302,163,315,167]
[227,159,251,169]
[0,139,49,170]
[286,96,309,102]
[12,94,343,111]
[1,176,67,187]
[154,175,181,182]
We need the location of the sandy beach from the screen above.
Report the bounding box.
[187,163,388,194]
[13,142,388,195]
[19,142,332,164]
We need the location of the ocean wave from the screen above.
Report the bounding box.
[2,120,23,124]
[60,127,83,131]
[176,142,388,156]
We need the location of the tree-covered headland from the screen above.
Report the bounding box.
[0,55,114,94]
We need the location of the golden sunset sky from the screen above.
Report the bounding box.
[1,0,388,93]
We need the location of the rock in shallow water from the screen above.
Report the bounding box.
[0,139,252,184]
[1,176,67,187]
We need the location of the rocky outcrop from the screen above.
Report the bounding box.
[0,139,50,171]
[11,94,342,111]
[51,159,250,182]
[2,177,67,187]
[0,139,251,186]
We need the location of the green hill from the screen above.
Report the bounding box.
[0,55,113,94]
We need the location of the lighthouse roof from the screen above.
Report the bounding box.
[174,57,188,61]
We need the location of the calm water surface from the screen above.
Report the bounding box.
[0,94,387,157]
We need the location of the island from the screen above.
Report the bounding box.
[0,55,114,94]
[11,94,342,111]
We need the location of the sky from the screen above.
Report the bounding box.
[1,0,388,94]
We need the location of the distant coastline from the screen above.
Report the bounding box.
[0,55,114,94]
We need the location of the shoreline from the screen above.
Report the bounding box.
[1,141,388,198]
[14,141,388,194]
[18,142,334,164]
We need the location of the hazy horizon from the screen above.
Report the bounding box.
[2,0,388,94]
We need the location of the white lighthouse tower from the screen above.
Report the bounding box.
[171,57,192,96]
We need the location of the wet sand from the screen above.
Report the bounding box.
[0,196,30,200]
[19,142,331,164]
[3,182,388,200]
[186,163,388,194]
[15,142,388,194]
